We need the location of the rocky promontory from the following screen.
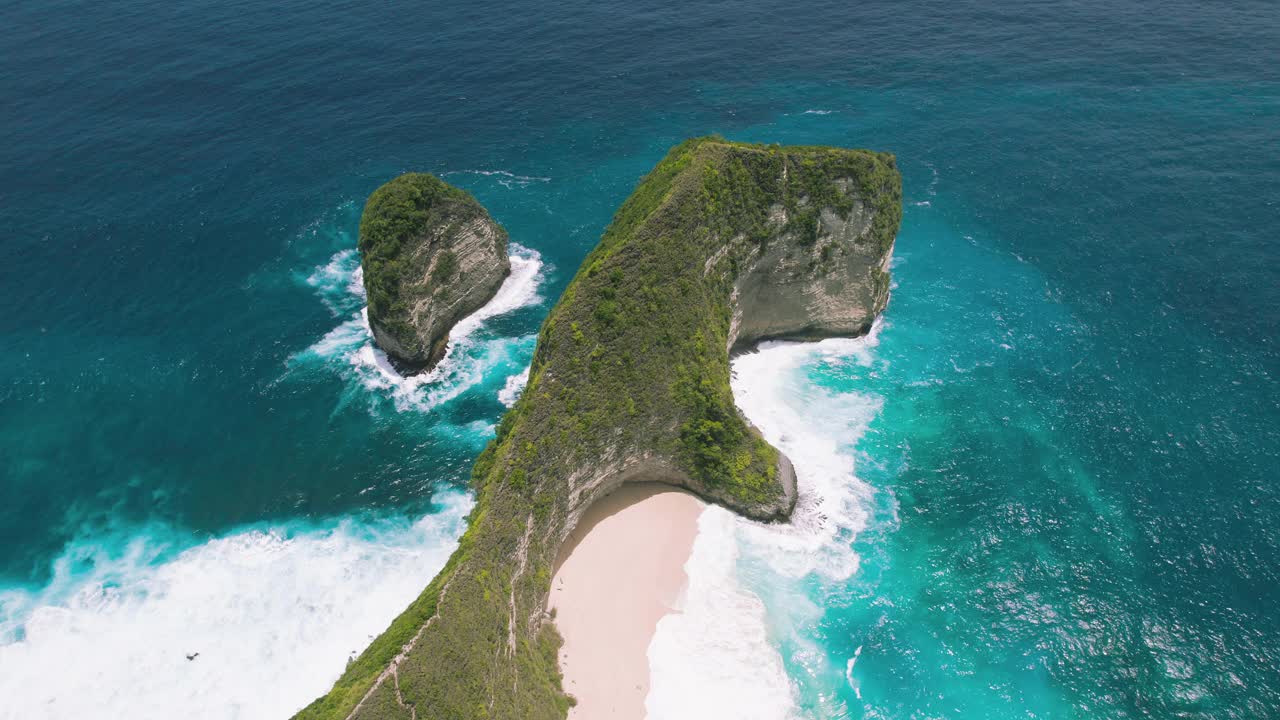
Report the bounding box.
[297,137,901,720]
[358,173,510,373]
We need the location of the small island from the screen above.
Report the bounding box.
[297,137,902,720]
[359,173,511,373]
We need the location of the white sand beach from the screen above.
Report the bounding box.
[549,484,704,720]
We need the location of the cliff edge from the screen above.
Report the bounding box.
[296,137,901,720]
[359,173,511,373]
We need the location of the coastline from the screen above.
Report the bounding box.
[549,484,705,720]
[297,139,899,719]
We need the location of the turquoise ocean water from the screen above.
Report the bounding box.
[1,0,1277,717]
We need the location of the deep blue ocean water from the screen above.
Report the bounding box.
[1,0,1277,717]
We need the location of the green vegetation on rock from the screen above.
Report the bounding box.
[296,137,901,720]
[359,173,510,372]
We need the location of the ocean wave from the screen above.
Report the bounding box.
[350,329,537,413]
[801,109,835,115]
[647,508,798,720]
[647,324,887,719]
[302,248,365,316]
[0,492,473,720]
[294,245,544,412]
[442,169,552,189]
[846,645,864,700]
[731,325,883,582]
[498,367,530,407]
[905,163,939,207]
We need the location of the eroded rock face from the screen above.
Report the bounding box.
[731,194,894,351]
[358,173,510,373]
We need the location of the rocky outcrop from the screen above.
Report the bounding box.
[358,173,510,373]
[731,194,894,351]
[296,138,901,720]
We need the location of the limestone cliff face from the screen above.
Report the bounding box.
[296,138,901,720]
[358,173,510,373]
[731,194,894,351]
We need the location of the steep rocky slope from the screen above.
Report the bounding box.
[359,173,510,373]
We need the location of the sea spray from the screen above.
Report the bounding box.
[294,245,544,413]
[647,327,888,719]
[0,492,473,720]
[304,248,365,316]
[731,330,883,583]
[441,169,552,189]
[647,507,796,720]
[498,367,530,407]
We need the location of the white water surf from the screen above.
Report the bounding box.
[0,492,473,720]
[647,326,886,720]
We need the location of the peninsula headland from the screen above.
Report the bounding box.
[295,136,902,720]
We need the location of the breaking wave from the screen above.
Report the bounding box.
[0,492,473,720]
[294,245,544,413]
[647,325,887,720]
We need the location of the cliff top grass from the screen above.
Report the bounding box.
[358,173,505,358]
[296,137,901,720]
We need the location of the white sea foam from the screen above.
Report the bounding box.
[351,329,537,413]
[296,245,544,412]
[801,109,835,115]
[305,248,356,292]
[442,250,543,337]
[646,508,797,720]
[731,327,883,583]
[498,367,530,407]
[306,313,369,361]
[646,325,886,719]
[846,645,864,700]
[304,248,364,316]
[442,169,551,189]
[0,491,473,720]
[349,265,365,297]
[905,164,939,208]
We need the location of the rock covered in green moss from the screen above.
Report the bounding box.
[296,137,901,720]
[358,173,510,373]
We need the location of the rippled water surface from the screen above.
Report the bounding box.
[2,0,1277,717]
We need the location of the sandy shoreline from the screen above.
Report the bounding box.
[549,484,704,720]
